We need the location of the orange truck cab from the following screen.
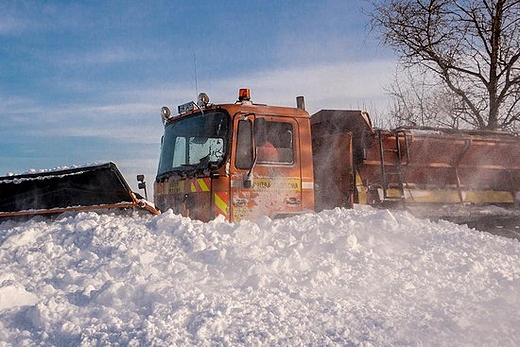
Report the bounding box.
[154,89,314,222]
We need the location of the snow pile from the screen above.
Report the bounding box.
[0,207,519,346]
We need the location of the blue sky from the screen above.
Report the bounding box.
[0,0,395,192]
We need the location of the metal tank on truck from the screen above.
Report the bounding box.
[310,110,520,219]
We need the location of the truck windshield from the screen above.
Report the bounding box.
[157,110,229,177]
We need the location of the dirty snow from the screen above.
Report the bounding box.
[0,206,519,346]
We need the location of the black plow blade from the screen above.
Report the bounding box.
[0,162,159,218]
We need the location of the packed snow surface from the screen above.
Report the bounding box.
[0,207,519,346]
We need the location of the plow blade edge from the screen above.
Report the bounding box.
[0,162,159,218]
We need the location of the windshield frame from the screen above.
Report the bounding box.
[157,109,230,179]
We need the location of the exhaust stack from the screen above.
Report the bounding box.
[296,96,305,110]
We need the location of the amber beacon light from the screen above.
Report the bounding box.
[238,88,251,101]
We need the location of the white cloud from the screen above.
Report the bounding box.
[124,59,397,116]
[6,58,396,144]
[202,59,396,114]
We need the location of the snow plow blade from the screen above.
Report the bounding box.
[0,162,159,218]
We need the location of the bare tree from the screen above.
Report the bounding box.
[371,0,520,131]
[387,65,471,129]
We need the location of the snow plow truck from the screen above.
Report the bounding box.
[1,88,520,223]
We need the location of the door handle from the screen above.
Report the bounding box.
[285,197,301,205]
[233,198,248,206]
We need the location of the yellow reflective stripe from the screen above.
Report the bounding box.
[355,172,367,204]
[190,178,210,192]
[198,178,210,192]
[214,192,228,215]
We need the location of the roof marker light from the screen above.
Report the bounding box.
[198,92,210,107]
[161,106,172,123]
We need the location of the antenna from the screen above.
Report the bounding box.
[194,53,199,98]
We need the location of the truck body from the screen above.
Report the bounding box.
[154,89,520,222]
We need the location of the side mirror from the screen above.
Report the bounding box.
[136,174,148,201]
[254,117,267,146]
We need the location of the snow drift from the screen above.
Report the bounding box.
[0,207,519,346]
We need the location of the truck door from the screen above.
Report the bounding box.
[232,115,302,221]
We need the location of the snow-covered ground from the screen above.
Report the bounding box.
[0,207,519,346]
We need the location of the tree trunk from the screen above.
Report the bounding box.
[487,0,505,130]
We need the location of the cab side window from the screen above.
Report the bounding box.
[256,121,294,164]
[235,120,254,169]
